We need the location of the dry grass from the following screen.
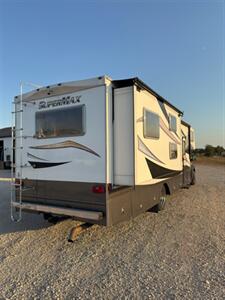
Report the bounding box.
[195,156,225,166]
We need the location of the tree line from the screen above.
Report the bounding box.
[194,145,225,157]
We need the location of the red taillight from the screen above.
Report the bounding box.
[15,178,24,187]
[92,185,105,194]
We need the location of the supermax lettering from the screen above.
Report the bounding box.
[39,95,81,109]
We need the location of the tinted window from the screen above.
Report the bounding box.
[36,105,85,139]
[169,115,177,133]
[144,109,160,139]
[169,143,177,159]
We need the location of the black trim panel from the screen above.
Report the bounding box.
[158,100,170,124]
[28,161,70,169]
[145,158,182,179]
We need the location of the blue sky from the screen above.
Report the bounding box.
[0,0,224,147]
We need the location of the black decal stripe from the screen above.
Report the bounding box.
[160,118,181,145]
[28,161,70,169]
[145,158,182,179]
[181,129,186,137]
[158,100,170,124]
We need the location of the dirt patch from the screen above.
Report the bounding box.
[195,156,225,166]
[0,164,224,299]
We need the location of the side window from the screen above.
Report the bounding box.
[169,114,177,133]
[169,143,177,159]
[143,109,160,139]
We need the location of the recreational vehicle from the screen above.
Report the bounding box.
[0,127,12,169]
[11,76,196,226]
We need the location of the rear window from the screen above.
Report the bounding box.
[35,105,85,139]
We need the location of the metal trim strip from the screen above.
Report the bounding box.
[12,202,103,221]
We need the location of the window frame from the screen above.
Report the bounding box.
[35,104,86,139]
[169,142,178,160]
[143,108,160,140]
[169,114,177,133]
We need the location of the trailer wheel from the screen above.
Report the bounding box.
[151,186,167,213]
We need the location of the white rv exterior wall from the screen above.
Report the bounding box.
[134,87,182,185]
[16,86,106,183]
[113,87,134,185]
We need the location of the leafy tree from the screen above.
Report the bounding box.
[215,145,224,155]
[205,145,215,157]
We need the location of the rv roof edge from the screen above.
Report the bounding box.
[112,77,183,116]
[14,75,182,115]
[14,75,112,102]
[181,120,191,127]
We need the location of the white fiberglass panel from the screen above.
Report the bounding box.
[18,86,106,183]
[114,87,134,186]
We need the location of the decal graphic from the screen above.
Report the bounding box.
[137,116,144,123]
[181,129,186,137]
[39,95,81,110]
[138,136,165,164]
[145,158,182,179]
[27,152,49,161]
[30,140,100,157]
[28,161,70,169]
[158,100,170,124]
[159,118,181,145]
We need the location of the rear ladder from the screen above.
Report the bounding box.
[10,81,42,222]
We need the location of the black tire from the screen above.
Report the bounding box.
[190,166,196,185]
[43,213,65,224]
[151,186,167,213]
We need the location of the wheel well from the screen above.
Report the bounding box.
[163,183,171,195]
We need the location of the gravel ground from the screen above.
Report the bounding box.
[0,163,224,300]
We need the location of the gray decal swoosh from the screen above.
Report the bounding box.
[27,152,49,161]
[30,140,100,157]
[160,118,181,145]
[138,136,165,164]
[158,100,170,124]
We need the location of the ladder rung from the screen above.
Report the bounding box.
[11,183,22,187]
[12,128,23,131]
[12,110,23,114]
[11,164,27,168]
[12,146,23,149]
[22,187,33,192]
[13,136,33,139]
[12,101,35,105]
